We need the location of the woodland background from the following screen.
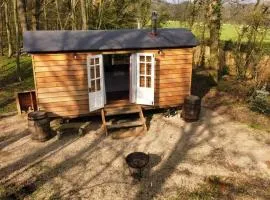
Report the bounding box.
[0,0,269,123]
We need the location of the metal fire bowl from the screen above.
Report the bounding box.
[126,152,149,169]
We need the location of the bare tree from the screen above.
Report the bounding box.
[233,0,269,81]
[43,0,48,29]
[80,0,87,30]
[55,0,63,29]
[17,0,28,32]
[71,0,77,30]
[0,4,4,56]
[32,0,41,30]
[207,0,222,82]
[13,0,22,81]
[4,1,13,57]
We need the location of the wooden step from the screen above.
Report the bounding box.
[101,105,147,137]
[107,119,145,129]
[104,105,141,116]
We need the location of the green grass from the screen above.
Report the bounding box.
[162,21,270,43]
[0,55,34,114]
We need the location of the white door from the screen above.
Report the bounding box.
[134,53,155,105]
[130,54,137,103]
[87,55,105,112]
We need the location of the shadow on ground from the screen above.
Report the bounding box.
[0,108,270,200]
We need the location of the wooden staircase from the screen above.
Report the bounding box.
[101,104,147,137]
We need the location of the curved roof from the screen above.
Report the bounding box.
[23,28,197,53]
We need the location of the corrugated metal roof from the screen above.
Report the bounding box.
[23,28,197,53]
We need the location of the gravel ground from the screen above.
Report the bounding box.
[0,108,270,200]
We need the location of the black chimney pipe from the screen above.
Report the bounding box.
[151,11,158,36]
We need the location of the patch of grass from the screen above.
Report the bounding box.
[162,21,270,48]
[249,123,264,130]
[0,55,34,114]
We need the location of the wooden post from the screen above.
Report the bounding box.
[138,106,147,132]
[15,93,21,115]
[101,109,108,136]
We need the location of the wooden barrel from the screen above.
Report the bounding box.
[181,95,201,121]
[28,111,51,142]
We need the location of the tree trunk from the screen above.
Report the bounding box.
[97,0,103,29]
[32,0,40,30]
[4,1,13,58]
[80,0,87,30]
[17,0,28,32]
[71,0,77,30]
[0,8,4,56]
[208,0,222,82]
[55,0,63,29]
[43,0,48,29]
[13,0,22,81]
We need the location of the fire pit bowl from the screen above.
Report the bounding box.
[126,152,149,169]
[125,152,149,180]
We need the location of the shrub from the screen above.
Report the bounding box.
[249,87,270,116]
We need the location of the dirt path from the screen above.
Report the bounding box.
[0,108,270,200]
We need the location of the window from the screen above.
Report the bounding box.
[139,55,152,88]
[89,57,101,92]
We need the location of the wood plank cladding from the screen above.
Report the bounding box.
[147,49,192,106]
[33,53,89,117]
[32,48,193,117]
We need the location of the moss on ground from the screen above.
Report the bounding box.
[0,55,34,114]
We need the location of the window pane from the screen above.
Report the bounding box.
[146,56,151,62]
[139,56,145,62]
[90,67,95,79]
[96,65,100,78]
[146,63,151,75]
[140,76,145,87]
[140,63,145,74]
[96,79,101,91]
[91,80,96,92]
[146,77,151,88]
[95,58,99,64]
[90,58,94,65]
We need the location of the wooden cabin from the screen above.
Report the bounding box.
[23,28,197,123]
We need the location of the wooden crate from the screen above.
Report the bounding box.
[16,90,37,114]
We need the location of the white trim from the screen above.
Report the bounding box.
[130,53,137,103]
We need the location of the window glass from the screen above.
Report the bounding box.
[91,80,96,92]
[140,63,145,74]
[140,76,145,87]
[146,77,151,88]
[96,79,101,91]
[140,56,145,62]
[90,58,94,65]
[95,58,99,64]
[90,67,95,79]
[146,56,151,62]
[96,65,100,78]
[146,63,151,75]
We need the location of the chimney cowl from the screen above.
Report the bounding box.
[151,11,158,36]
